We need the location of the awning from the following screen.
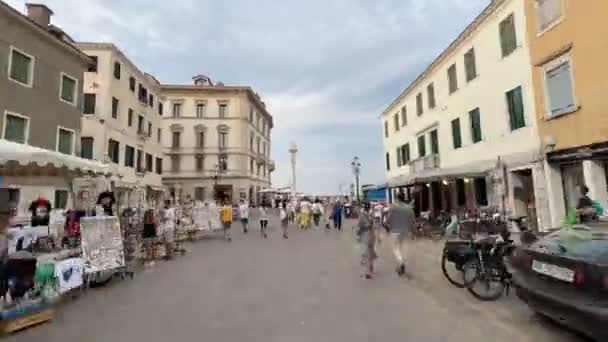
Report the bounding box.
[0,139,111,176]
[388,151,542,187]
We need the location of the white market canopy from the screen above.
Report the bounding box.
[0,139,111,176]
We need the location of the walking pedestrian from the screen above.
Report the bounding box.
[301,199,312,229]
[333,201,343,231]
[239,200,250,234]
[312,199,324,228]
[280,202,289,239]
[356,202,376,279]
[259,204,269,239]
[387,192,416,277]
[220,199,233,242]
[287,201,295,223]
[161,200,176,260]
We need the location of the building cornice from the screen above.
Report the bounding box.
[380,0,508,118]
[161,85,274,127]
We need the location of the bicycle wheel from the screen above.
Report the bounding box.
[464,262,505,301]
[441,251,465,288]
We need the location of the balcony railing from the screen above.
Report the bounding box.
[256,152,266,165]
[268,160,275,172]
[137,130,149,140]
[411,154,440,173]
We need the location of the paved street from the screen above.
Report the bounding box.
[10,218,588,342]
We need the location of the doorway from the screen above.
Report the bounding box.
[511,169,537,231]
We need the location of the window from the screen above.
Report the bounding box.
[57,127,74,155]
[9,47,34,87]
[172,131,181,148]
[148,122,152,137]
[157,128,162,143]
[80,137,94,159]
[196,104,205,118]
[197,131,205,148]
[385,152,391,171]
[393,113,400,132]
[536,0,562,33]
[129,77,136,91]
[451,118,462,149]
[54,190,68,209]
[499,14,517,57]
[60,73,77,105]
[219,104,227,118]
[250,132,254,151]
[448,64,458,94]
[384,121,389,138]
[474,178,488,206]
[249,109,254,122]
[430,129,439,154]
[401,144,411,164]
[250,158,255,173]
[88,56,98,73]
[148,94,154,107]
[146,153,153,172]
[83,94,96,114]
[138,84,148,103]
[113,62,121,79]
[128,109,133,127]
[218,155,228,173]
[156,157,163,174]
[158,102,163,116]
[172,103,181,117]
[506,86,526,130]
[219,132,228,148]
[263,142,267,156]
[416,93,423,116]
[195,154,204,171]
[469,108,482,143]
[195,187,205,201]
[138,115,144,134]
[108,139,119,164]
[3,113,28,144]
[136,150,143,173]
[112,97,119,119]
[125,145,135,167]
[256,138,261,154]
[464,48,477,82]
[400,106,407,127]
[544,58,575,117]
[171,155,181,172]
[417,135,426,157]
[427,83,436,109]
[397,147,403,167]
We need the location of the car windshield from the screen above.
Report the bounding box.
[535,224,608,262]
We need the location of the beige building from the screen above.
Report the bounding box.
[161,75,274,204]
[76,43,164,207]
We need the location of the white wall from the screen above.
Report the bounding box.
[382,0,540,181]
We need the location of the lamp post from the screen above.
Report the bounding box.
[351,156,361,203]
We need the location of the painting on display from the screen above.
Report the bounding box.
[80,217,125,273]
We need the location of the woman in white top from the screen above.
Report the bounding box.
[238,200,250,234]
[259,204,269,239]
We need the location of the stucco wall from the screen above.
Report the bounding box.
[382,0,540,181]
[525,0,608,151]
[0,8,87,151]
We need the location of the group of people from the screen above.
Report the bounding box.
[356,191,416,280]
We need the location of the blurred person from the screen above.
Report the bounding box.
[356,202,376,279]
[312,199,324,228]
[161,200,176,260]
[239,200,250,234]
[259,204,269,239]
[280,202,289,239]
[220,199,233,242]
[387,192,416,277]
[333,201,343,231]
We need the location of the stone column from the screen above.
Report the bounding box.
[544,160,566,229]
[583,160,608,207]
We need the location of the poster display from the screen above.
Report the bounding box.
[80,217,125,274]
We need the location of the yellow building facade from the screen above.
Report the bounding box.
[525,0,608,226]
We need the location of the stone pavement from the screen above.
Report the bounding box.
[8,218,588,342]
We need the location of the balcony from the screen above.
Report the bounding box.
[411,154,440,173]
[137,129,149,141]
[256,152,266,165]
[268,160,275,172]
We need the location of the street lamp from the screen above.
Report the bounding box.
[351,156,361,203]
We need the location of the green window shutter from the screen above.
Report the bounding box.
[430,130,439,154]
[396,147,402,167]
[10,50,31,85]
[465,49,477,81]
[5,115,27,143]
[469,108,482,143]
[500,14,517,57]
[58,129,73,154]
[507,86,525,130]
[451,118,462,149]
[418,135,426,157]
[61,76,76,103]
[416,93,423,116]
[81,137,93,159]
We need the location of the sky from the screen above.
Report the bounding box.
[6,0,488,195]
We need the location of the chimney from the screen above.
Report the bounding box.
[25,3,54,28]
